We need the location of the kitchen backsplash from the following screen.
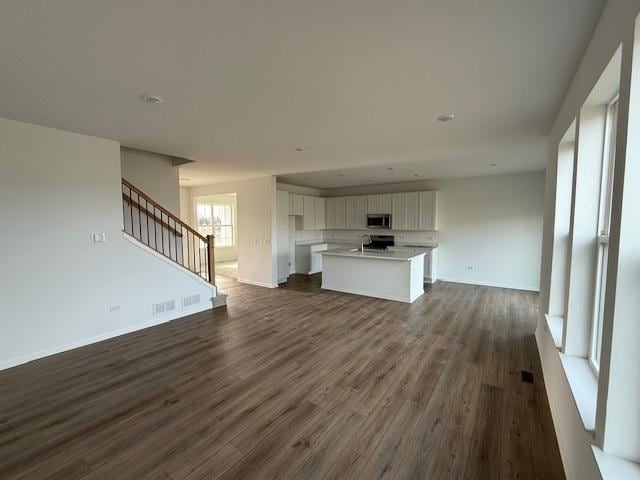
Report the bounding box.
[293,229,438,244]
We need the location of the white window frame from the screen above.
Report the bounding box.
[196,203,236,248]
[589,96,618,372]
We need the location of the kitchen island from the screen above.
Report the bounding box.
[321,248,426,303]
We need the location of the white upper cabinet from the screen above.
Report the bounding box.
[292,190,436,231]
[391,193,406,230]
[392,191,437,231]
[418,191,438,230]
[404,192,419,230]
[326,197,346,229]
[314,197,326,230]
[302,195,315,230]
[367,194,392,214]
[290,193,304,216]
[346,196,368,229]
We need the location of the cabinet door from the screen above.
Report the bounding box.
[367,195,380,214]
[291,194,304,216]
[335,197,346,229]
[367,194,392,214]
[404,192,419,230]
[288,193,294,215]
[314,197,326,230]
[302,196,315,230]
[326,198,337,228]
[355,196,368,229]
[391,193,406,230]
[346,197,358,229]
[418,191,437,230]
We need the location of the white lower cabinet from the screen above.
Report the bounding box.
[388,246,438,283]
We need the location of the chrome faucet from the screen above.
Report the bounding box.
[360,234,371,253]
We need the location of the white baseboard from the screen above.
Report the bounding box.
[237,277,278,288]
[0,303,212,372]
[436,276,540,292]
[321,283,421,303]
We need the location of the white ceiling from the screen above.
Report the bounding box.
[0,0,604,188]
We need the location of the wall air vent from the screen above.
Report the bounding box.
[182,294,201,308]
[153,299,176,316]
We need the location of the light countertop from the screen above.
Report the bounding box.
[321,248,426,261]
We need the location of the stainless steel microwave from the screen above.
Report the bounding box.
[367,214,392,229]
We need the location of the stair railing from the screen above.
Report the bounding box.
[121,178,215,284]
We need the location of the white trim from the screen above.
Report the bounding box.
[0,303,212,371]
[545,314,564,349]
[560,353,598,433]
[535,326,573,480]
[593,446,640,480]
[436,276,540,292]
[237,277,278,288]
[320,283,422,303]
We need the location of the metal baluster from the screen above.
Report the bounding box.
[160,210,165,256]
[174,219,178,262]
[129,186,133,236]
[145,198,150,246]
[153,204,157,250]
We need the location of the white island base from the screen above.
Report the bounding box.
[321,249,425,303]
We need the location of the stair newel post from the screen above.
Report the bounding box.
[207,235,216,285]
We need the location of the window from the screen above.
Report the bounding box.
[590,98,618,370]
[196,203,235,247]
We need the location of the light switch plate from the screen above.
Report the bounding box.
[92,233,106,243]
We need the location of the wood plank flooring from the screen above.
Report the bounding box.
[0,275,565,479]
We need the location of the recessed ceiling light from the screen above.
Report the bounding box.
[295,146,305,152]
[413,174,421,177]
[387,167,394,171]
[337,173,345,177]
[141,93,164,104]
[180,177,191,181]
[490,163,498,167]
[437,114,455,122]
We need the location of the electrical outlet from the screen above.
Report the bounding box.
[109,305,121,312]
[467,265,474,270]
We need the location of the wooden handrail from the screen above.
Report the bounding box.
[122,178,206,242]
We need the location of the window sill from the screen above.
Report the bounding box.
[593,446,640,480]
[545,314,563,349]
[559,353,597,433]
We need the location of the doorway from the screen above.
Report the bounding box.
[195,193,238,280]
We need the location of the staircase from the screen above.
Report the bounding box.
[121,178,216,285]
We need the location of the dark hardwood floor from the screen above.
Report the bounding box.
[0,275,564,479]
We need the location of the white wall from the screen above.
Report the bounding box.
[538,1,640,478]
[190,177,278,288]
[322,171,545,291]
[0,118,215,370]
[121,147,180,216]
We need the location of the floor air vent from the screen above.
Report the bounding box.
[182,294,201,308]
[153,299,176,316]
[521,370,534,384]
